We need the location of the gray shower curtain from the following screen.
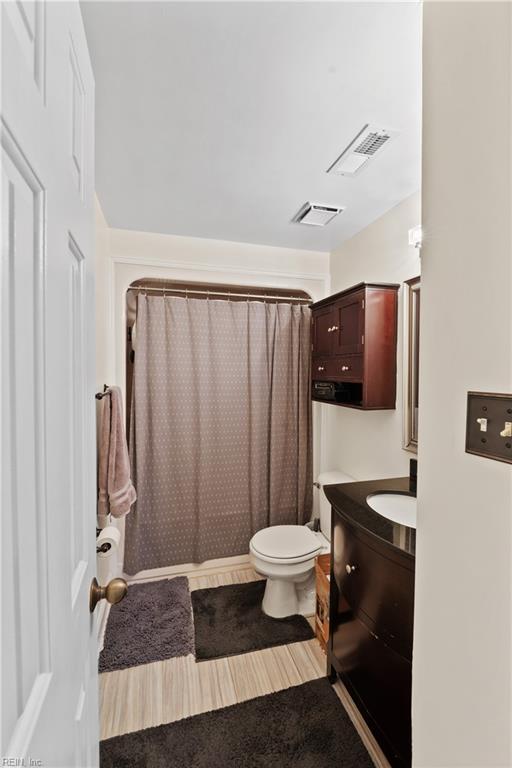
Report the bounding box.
[124,294,312,574]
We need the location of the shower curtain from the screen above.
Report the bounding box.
[124,294,312,573]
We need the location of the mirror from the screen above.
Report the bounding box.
[403,276,420,452]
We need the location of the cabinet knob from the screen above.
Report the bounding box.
[341,365,351,372]
[345,564,356,574]
[332,325,339,331]
[318,365,325,372]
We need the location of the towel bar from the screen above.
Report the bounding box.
[96,384,111,400]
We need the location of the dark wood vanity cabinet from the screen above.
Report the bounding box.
[328,509,415,767]
[311,283,399,409]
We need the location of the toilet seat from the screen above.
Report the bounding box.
[250,525,322,564]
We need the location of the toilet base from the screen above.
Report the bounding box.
[262,578,298,618]
[261,570,316,619]
[296,571,316,616]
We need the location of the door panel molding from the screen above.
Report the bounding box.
[4,672,52,759]
[1,119,51,756]
[3,0,46,97]
[69,232,87,608]
[69,34,86,199]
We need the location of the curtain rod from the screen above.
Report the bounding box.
[128,285,312,303]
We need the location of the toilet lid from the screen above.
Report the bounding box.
[251,525,321,560]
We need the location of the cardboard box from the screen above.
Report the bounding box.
[315,553,331,653]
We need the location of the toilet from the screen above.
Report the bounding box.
[249,471,354,618]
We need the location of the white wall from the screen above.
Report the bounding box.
[94,200,119,589]
[94,198,113,390]
[322,192,421,480]
[413,4,512,766]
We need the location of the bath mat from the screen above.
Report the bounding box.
[99,576,194,673]
[191,580,314,661]
[100,678,373,768]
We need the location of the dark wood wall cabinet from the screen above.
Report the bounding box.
[310,282,399,409]
[328,507,415,767]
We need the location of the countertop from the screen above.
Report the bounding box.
[323,476,416,559]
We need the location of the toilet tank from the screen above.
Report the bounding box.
[317,471,354,540]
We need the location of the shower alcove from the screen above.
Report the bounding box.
[123,277,316,574]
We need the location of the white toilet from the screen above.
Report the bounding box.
[249,471,353,618]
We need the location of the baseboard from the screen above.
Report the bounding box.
[124,553,252,583]
[96,600,111,654]
[333,678,392,768]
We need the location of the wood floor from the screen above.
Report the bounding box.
[99,562,391,768]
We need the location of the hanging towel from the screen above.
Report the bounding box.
[98,386,137,519]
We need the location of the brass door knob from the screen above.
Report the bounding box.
[89,576,128,613]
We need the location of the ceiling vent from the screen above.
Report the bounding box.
[292,202,344,227]
[327,124,398,177]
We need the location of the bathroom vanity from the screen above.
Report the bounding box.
[324,478,415,767]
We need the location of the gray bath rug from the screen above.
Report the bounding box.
[100,678,373,768]
[99,577,194,673]
[191,580,314,661]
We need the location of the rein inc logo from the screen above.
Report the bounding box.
[2,760,42,766]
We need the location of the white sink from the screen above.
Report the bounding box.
[366,493,417,529]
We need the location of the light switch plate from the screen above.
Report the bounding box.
[466,391,512,464]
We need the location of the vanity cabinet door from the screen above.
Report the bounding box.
[331,613,412,767]
[312,305,336,357]
[332,292,365,356]
[332,515,414,660]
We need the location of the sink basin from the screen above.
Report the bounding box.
[366,493,417,529]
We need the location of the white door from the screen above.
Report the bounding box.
[1,2,99,766]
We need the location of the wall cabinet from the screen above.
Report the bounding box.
[311,283,399,409]
[328,509,415,767]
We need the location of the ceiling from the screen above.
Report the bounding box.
[81,2,421,253]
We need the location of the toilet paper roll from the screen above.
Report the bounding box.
[96,525,121,558]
